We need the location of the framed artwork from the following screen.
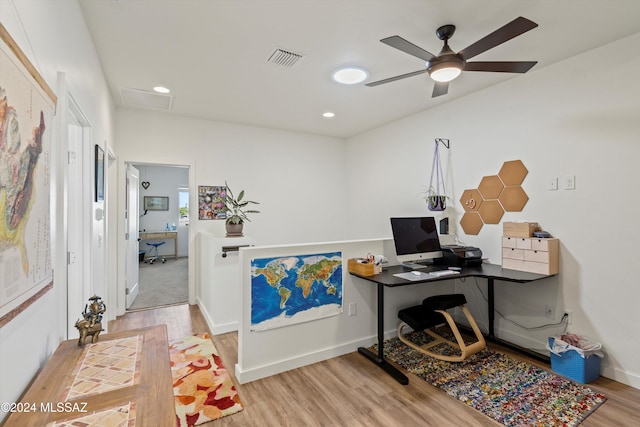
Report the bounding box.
[0,23,57,327]
[144,196,169,211]
[198,185,227,220]
[95,144,105,202]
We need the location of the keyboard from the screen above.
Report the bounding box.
[429,270,460,277]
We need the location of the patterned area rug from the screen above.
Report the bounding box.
[170,333,244,427]
[375,331,606,427]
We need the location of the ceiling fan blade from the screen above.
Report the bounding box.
[380,36,436,62]
[458,17,538,60]
[432,81,449,97]
[464,61,537,73]
[365,69,428,87]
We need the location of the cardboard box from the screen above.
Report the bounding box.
[503,221,539,237]
[348,258,382,276]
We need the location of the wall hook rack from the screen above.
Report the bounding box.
[435,138,450,149]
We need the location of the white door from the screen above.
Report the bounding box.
[125,164,140,308]
[67,115,90,337]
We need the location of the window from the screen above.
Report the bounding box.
[178,188,189,225]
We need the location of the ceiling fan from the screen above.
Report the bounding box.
[366,16,538,97]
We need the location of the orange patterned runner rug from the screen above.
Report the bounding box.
[169,333,244,426]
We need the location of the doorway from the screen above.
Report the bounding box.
[126,163,189,310]
[66,96,92,337]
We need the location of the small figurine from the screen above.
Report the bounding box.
[74,295,106,346]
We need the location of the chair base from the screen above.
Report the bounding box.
[398,302,486,362]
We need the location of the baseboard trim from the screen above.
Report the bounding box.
[196,298,238,336]
[235,335,376,384]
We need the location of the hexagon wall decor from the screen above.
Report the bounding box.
[460,189,483,212]
[459,160,530,234]
[478,200,504,224]
[478,175,504,199]
[460,212,484,235]
[499,186,529,212]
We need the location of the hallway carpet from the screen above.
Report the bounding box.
[129,257,188,310]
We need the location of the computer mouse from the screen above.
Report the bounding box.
[411,271,421,276]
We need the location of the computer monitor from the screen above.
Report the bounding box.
[390,217,443,268]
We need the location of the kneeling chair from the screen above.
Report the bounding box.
[397,294,486,362]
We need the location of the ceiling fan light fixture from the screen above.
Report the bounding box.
[332,67,368,85]
[428,64,462,82]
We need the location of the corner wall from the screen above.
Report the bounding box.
[345,33,640,387]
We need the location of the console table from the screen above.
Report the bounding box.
[350,263,554,385]
[3,325,175,426]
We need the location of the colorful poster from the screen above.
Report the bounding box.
[198,185,226,220]
[250,252,343,331]
[0,24,56,325]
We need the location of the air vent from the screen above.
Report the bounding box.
[120,88,174,110]
[267,48,304,68]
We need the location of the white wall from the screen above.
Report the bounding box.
[0,0,116,422]
[114,109,350,313]
[345,33,640,387]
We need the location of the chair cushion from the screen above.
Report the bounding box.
[398,305,445,331]
[422,293,466,310]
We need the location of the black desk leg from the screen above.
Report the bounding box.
[357,283,409,385]
[487,278,495,337]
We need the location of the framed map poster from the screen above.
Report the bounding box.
[0,23,57,327]
[250,251,343,331]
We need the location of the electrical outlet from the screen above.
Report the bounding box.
[348,303,357,317]
[565,311,572,325]
[545,305,555,319]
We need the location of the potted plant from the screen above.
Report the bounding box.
[224,182,260,236]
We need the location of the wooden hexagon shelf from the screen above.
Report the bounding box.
[499,160,528,186]
[478,175,505,199]
[478,199,505,224]
[499,186,529,211]
[460,212,484,235]
[459,189,483,212]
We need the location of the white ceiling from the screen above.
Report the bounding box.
[79,0,640,138]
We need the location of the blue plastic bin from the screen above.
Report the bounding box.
[548,337,601,384]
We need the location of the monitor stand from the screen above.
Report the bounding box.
[400,261,431,269]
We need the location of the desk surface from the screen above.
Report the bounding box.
[4,325,175,427]
[351,262,551,287]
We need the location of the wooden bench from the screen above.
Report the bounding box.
[3,325,175,426]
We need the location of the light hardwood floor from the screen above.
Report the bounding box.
[109,304,640,427]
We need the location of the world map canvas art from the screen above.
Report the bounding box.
[250,252,343,331]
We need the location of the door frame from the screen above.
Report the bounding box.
[118,161,194,315]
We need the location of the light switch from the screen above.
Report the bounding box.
[563,175,576,190]
[548,177,558,191]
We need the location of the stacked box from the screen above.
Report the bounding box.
[548,337,601,384]
[503,221,539,237]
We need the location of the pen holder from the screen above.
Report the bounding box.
[348,258,382,276]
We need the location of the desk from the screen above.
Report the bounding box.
[350,263,554,385]
[3,325,175,426]
[139,230,178,259]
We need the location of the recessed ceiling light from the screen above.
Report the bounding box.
[153,86,171,94]
[322,112,335,118]
[332,67,368,85]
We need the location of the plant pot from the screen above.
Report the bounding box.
[225,222,244,237]
[427,195,447,211]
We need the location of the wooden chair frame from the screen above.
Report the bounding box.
[397,305,486,362]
